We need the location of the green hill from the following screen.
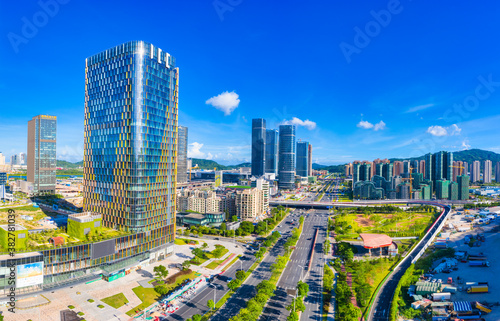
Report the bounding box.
[56,160,83,169]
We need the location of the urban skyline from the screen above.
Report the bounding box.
[2,2,500,165]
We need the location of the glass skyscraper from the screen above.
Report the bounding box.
[84,41,178,238]
[265,129,278,175]
[296,141,309,177]
[278,125,295,189]
[251,118,266,177]
[177,126,188,183]
[27,115,57,195]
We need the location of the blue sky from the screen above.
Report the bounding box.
[1,0,500,165]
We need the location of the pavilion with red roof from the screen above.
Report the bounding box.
[359,233,395,256]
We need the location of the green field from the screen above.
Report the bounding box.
[174,238,199,245]
[334,207,437,239]
[126,286,159,316]
[102,293,129,309]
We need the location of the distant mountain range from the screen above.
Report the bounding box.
[191,158,251,170]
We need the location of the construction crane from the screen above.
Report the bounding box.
[451,164,465,176]
[189,164,199,181]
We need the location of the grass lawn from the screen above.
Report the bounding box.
[207,247,229,259]
[102,292,129,309]
[174,238,198,245]
[190,256,209,265]
[206,260,223,270]
[126,286,160,316]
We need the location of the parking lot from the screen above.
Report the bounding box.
[429,209,500,320]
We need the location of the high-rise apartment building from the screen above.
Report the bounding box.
[402,160,411,178]
[425,151,453,184]
[470,161,481,183]
[436,180,450,200]
[308,144,312,177]
[419,160,426,178]
[296,141,310,177]
[483,160,492,183]
[278,125,295,189]
[393,161,404,177]
[27,115,57,195]
[452,161,465,182]
[84,41,178,237]
[0,153,5,165]
[236,188,264,219]
[251,118,266,177]
[425,153,433,181]
[10,155,19,166]
[19,152,27,165]
[345,163,353,177]
[463,162,469,176]
[251,178,270,213]
[457,175,470,200]
[496,162,500,182]
[265,129,278,175]
[177,126,188,183]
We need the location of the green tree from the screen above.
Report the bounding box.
[228,279,242,291]
[256,280,276,296]
[198,231,203,238]
[220,222,227,231]
[235,270,246,280]
[192,314,202,321]
[207,299,215,310]
[287,311,299,321]
[182,260,191,270]
[231,215,238,222]
[154,285,169,296]
[153,265,169,280]
[201,242,208,250]
[297,281,309,298]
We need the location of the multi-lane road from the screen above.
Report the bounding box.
[209,213,298,321]
[368,204,451,321]
[260,210,328,321]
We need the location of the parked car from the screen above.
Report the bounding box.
[218,275,232,282]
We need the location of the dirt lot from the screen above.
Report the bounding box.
[431,211,500,320]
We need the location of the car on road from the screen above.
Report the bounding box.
[215,238,220,240]
[218,275,232,282]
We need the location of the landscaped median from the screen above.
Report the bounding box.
[225,218,305,321]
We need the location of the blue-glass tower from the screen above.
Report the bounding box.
[252,119,266,177]
[265,129,278,175]
[296,141,309,177]
[278,125,296,189]
[84,41,178,240]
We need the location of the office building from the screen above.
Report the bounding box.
[10,155,19,166]
[296,141,310,177]
[177,126,188,183]
[84,41,178,236]
[496,162,500,182]
[278,125,296,189]
[265,129,278,175]
[457,175,470,201]
[19,152,27,166]
[27,115,57,195]
[308,144,312,177]
[484,160,492,183]
[251,118,266,177]
[470,161,481,183]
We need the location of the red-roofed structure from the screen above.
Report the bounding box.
[49,236,65,246]
[359,233,393,249]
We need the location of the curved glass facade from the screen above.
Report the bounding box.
[84,41,178,234]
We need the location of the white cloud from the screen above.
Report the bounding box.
[461,139,471,150]
[188,142,206,158]
[405,103,434,113]
[357,120,374,129]
[357,120,386,131]
[426,124,461,137]
[281,117,317,130]
[205,91,240,116]
[374,121,386,131]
